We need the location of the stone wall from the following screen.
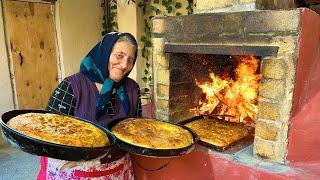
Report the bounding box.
[151,9,302,163]
[194,0,294,13]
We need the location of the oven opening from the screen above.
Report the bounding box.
[191,55,261,125]
[169,53,262,152]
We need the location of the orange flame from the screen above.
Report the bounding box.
[192,56,261,124]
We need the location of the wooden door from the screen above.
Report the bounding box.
[3,0,59,109]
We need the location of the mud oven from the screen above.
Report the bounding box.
[137,1,320,179]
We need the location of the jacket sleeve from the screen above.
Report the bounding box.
[45,78,76,116]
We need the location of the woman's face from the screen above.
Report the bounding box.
[108,41,135,82]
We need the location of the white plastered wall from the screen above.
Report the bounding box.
[55,0,104,77]
[117,2,142,85]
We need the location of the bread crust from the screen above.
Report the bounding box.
[7,113,109,148]
[185,118,249,147]
[111,118,193,149]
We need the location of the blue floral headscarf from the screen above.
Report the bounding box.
[79,32,138,119]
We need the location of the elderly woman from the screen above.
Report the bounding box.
[37,32,141,179]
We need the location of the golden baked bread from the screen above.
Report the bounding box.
[111,118,193,149]
[7,113,109,148]
[185,118,249,147]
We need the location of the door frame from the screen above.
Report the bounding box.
[1,0,62,109]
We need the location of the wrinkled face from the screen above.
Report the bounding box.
[108,41,135,82]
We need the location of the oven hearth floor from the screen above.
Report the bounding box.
[208,145,291,173]
[133,145,320,179]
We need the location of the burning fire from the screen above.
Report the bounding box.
[192,56,261,124]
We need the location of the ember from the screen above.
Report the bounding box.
[192,56,262,124]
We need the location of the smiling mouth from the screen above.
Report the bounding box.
[113,67,125,75]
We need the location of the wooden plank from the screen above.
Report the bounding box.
[4,0,58,109]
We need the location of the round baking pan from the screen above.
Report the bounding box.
[108,117,197,158]
[0,109,116,161]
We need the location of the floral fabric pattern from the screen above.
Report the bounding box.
[46,154,134,180]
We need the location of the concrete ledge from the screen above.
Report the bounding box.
[164,44,279,57]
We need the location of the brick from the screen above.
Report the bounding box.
[261,57,285,79]
[196,0,233,10]
[255,120,279,141]
[156,99,169,110]
[157,69,169,85]
[259,79,285,100]
[257,101,280,120]
[157,84,169,97]
[152,18,165,34]
[253,137,276,160]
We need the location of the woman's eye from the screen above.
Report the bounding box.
[116,54,123,59]
[128,58,134,63]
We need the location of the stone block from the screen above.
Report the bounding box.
[261,57,285,79]
[277,123,289,143]
[240,0,256,4]
[222,13,243,34]
[157,84,169,97]
[255,119,279,141]
[257,101,280,120]
[152,38,164,52]
[274,142,287,163]
[163,14,223,43]
[157,69,169,85]
[162,10,300,44]
[196,0,234,11]
[259,79,285,100]
[253,137,276,160]
[156,111,169,121]
[255,140,287,163]
[152,18,165,34]
[156,54,168,68]
[156,99,169,110]
[243,10,300,33]
[271,36,298,54]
